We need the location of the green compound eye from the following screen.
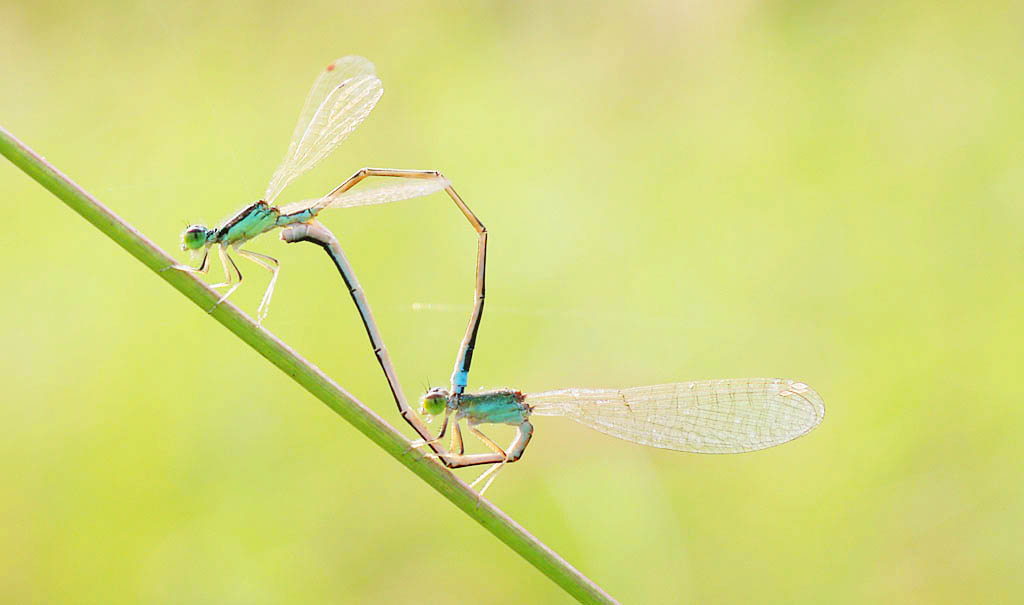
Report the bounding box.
[181,226,208,251]
[419,391,448,416]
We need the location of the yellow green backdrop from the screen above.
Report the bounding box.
[2,1,1021,602]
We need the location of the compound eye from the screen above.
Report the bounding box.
[182,226,208,250]
[419,392,447,416]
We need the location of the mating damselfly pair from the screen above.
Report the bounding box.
[174,55,825,496]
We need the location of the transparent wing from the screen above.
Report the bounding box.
[278,177,450,215]
[528,378,824,454]
[264,56,383,203]
[286,56,377,159]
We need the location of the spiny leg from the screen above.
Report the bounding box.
[474,463,508,498]
[440,421,536,479]
[407,414,450,453]
[468,427,507,485]
[212,246,244,308]
[410,422,533,484]
[418,420,466,460]
[169,246,249,315]
[207,245,234,289]
[466,427,508,496]
[471,422,534,496]
[326,168,487,397]
[237,249,280,324]
[166,248,211,274]
[468,427,506,458]
[450,422,465,456]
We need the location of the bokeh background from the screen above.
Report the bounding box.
[3,1,1021,603]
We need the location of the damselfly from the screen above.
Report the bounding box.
[292,224,826,496]
[272,61,826,497]
[173,56,485,341]
[416,379,825,496]
[173,56,489,453]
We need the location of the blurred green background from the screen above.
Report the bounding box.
[2,1,1021,603]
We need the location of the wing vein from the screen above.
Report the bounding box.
[527,378,824,454]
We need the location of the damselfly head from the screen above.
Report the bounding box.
[181,225,209,251]
[419,387,450,417]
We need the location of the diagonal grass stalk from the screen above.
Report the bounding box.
[0,123,617,605]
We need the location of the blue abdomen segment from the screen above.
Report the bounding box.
[276,208,315,228]
[458,390,530,426]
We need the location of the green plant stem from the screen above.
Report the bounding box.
[0,124,617,604]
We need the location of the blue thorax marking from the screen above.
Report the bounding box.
[213,201,263,241]
[210,201,315,246]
